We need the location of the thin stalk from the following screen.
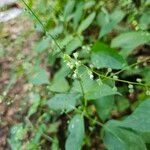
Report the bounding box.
[21,0,62,53]
[114,57,150,75]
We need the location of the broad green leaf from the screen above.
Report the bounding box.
[65,114,84,150]
[99,10,125,38]
[73,2,84,29]
[91,42,126,69]
[85,83,118,100]
[66,36,82,54]
[71,67,119,100]
[50,65,70,92]
[78,12,96,33]
[103,120,146,150]
[64,0,75,20]
[94,96,114,122]
[121,98,150,133]
[111,31,150,56]
[29,68,49,85]
[47,93,80,112]
[50,78,70,92]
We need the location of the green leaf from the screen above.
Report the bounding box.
[71,67,119,100]
[91,41,126,69]
[94,96,114,122]
[66,36,82,54]
[121,98,150,133]
[47,93,80,112]
[50,65,70,92]
[64,0,75,20]
[103,120,146,150]
[84,1,95,9]
[78,12,96,33]
[27,93,41,117]
[111,31,150,56]
[99,10,125,38]
[50,78,70,92]
[8,124,27,150]
[65,114,84,150]
[73,2,84,30]
[139,11,150,30]
[29,68,49,85]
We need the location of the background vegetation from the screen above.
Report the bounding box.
[0,0,150,149]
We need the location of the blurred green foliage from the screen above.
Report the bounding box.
[6,0,150,149]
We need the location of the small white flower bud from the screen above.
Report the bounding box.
[146,90,150,96]
[113,75,118,80]
[108,68,112,72]
[88,70,94,80]
[136,78,142,83]
[128,84,134,89]
[90,74,94,80]
[73,52,78,59]
[112,86,117,92]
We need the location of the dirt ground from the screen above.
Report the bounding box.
[0,13,39,149]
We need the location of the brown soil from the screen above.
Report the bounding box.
[0,14,38,149]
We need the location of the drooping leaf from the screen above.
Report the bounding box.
[78,12,96,33]
[65,114,84,150]
[103,120,146,150]
[47,93,80,112]
[91,41,126,69]
[94,96,114,122]
[111,31,150,56]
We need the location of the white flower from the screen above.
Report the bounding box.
[66,62,74,69]
[90,74,94,80]
[88,70,93,80]
[73,73,77,79]
[108,68,112,72]
[146,90,150,96]
[136,78,142,83]
[128,84,133,89]
[73,52,78,59]
[113,75,118,80]
[89,64,94,68]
